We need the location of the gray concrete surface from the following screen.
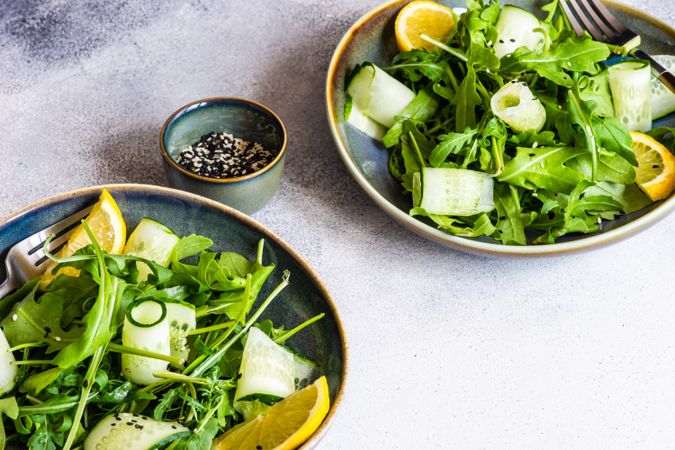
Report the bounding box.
[1,0,674,448]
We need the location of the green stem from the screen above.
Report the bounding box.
[274,313,325,344]
[9,342,47,352]
[17,394,97,415]
[420,34,468,62]
[444,66,459,92]
[188,321,235,336]
[568,77,598,180]
[195,398,222,433]
[14,360,54,366]
[256,239,265,265]
[63,347,104,450]
[491,136,504,176]
[189,271,290,378]
[108,342,184,368]
[153,371,211,385]
[408,131,427,169]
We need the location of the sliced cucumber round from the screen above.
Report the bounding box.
[416,167,495,216]
[345,97,386,140]
[346,62,415,128]
[0,329,18,395]
[83,413,189,450]
[234,327,295,404]
[166,302,196,362]
[123,218,180,282]
[651,55,675,120]
[608,59,652,132]
[494,5,546,58]
[490,80,546,133]
[121,300,171,385]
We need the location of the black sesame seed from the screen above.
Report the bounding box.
[83,380,89,388]
[256,446,263,450]
[175,132,276,179]
[111,423,116,427]
[498,39,504,43]
[509,38,516,42]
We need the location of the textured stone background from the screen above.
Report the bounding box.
[0,1,674,448]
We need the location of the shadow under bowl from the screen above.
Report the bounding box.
[160,97,287,215]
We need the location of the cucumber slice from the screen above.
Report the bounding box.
[123,218,180,282]
[166,302,196,361]
[608,60,652,131]
[491,81,546,133]
[415,167,495,216]
[294,354,317,388]
[234,327,295,404]
[651,55,675,119]
[493,5,546,58]
[0,329,18,395]
[121,300,171,385]
[346,62,415,128]
[83,413,189,450]
[345,96,386,140]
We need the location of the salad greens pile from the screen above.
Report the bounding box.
[0,221,322,450]
[347,0,674,244]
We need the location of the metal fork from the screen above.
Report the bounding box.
[560,0,675,93]
[0,206,93,298]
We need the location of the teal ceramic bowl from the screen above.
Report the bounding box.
[0,184,347,449]
[160,97,287,215]
[326,0,675,256]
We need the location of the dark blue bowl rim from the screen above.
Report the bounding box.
[0,183,348,449]
[159,97,287,184]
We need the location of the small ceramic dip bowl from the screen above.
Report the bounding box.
[160,97,286,214]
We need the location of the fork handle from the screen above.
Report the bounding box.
[0,278,17,299]
[634,50,675,94]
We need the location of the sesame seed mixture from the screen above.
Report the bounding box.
[175,132,276,179]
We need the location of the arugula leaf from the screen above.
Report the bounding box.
[455,66,482,131]
[578,71,614,117]
[411,208,496,237]
[646,127,675,151]
[592,116,636,165]
[497,146,585,193]
[386,51,450,83]
[429,129,477,166]
[501,35,610,87]
[382,87,440,148]
[493,184,535,245]
[0,396,18,450]
[584,181,651,213]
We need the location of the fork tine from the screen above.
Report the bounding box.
[559,0,587,36]
[18,206,93,255]
[564,0,606,41]
[576,0,618,39]
[582,0,629,34]
[31,229,77,266]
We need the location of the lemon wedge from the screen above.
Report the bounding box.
[42,189,126,284]
[213,376,331,450]
[395,0,456,52]
[630,131,675,201]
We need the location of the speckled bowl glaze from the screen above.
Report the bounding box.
[161,97,287,215]
[326,0,675,256]
[0,184,347,449]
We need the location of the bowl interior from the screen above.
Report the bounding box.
[163,98,285,162]
[328,0,675,251]
[0,185,345,446]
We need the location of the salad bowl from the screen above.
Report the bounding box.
[0,184,347,449]
[326,0,675,256]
